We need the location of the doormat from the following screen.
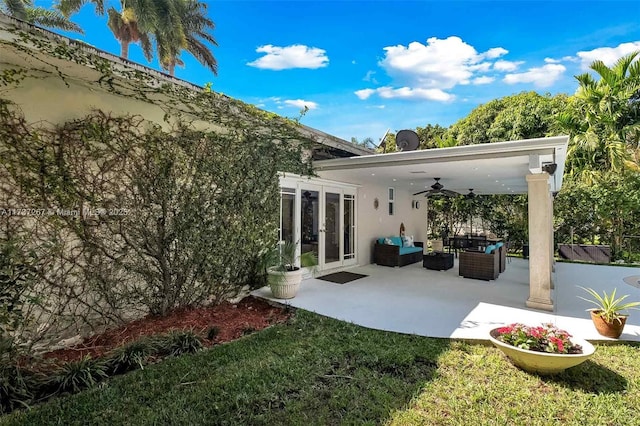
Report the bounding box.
[317,272,368,284]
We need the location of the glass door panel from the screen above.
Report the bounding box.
[324,191,341,265]
[300,189,319,260]
[280,188,295,244]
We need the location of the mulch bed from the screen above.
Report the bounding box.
[42,296,291,364]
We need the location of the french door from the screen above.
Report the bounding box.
[280,179,356,272]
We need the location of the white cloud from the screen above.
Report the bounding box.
[503,64,566,88]
[283,99,318,110]
[247,44,329,70]
[472,76,495,85]
[544,57,560,64]
[366,86,455,102]
[483,47,509,59]
[355,88,376,100]
[363,70,378,83]
[493,60,524,72]
[379,36,504,90]
[576,41,640,69]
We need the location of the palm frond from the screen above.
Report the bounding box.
[186,37,217,74]
[612,51,640,78]
[139,32,154,62]
[56,0,104,17]
[2,0,29,20]
[26,7,84,33]
[590,60,620,89]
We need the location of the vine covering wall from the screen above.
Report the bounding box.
[0,98,311,350]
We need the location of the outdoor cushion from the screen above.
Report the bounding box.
[495,242,504,248]
[399,246,422,256]
[485,244,496,254]
[403,235,415,247]
[390,236,403,246]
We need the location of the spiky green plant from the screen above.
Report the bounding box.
[154,330,203,357]
[578,286,640,324]
[54,356,108,394]
[106,339,155,374]
[265,241,318,273]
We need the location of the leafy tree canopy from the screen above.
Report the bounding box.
[444,91,569,146]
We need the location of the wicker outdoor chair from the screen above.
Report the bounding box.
[497,242,507,273]
[458,248,500,281]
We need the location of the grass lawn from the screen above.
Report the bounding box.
[2,310,640,425]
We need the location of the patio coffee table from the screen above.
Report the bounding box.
[423,252,454,271]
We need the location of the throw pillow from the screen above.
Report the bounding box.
[403,235,415,247]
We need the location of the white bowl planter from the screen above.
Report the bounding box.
[489,328,596,375]
[267,267,303,299]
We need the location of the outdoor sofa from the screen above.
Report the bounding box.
[373,237,424,267]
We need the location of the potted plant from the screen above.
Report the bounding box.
[578,287,640,338]
[489,323,595,375]
[265,241,317,299]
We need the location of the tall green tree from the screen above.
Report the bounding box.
[416,124,448,149]
[154,0,217,76]
[444,91,568,146]
[1,0,82,32]
[558,51,640,179]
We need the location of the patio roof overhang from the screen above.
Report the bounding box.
[314,136,569,195]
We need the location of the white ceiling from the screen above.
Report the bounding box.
[315,137,569,196]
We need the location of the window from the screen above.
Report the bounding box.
[388,187,395,215]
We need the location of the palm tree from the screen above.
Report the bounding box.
[558,51,640,179]
[1,0,82,33]
[57,0,217,75]
[154,0,217,76]
[57,0,180,60]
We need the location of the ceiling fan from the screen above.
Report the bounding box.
[412,178,461,197]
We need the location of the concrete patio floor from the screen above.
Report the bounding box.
[253,258,640,343]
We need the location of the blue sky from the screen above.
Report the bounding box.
[41,0,640,142]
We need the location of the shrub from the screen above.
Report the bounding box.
[106,339,156,374]
[154,330,204,357]
[0,359,34,414]
[53,356,108,394]
[0,99,312,349]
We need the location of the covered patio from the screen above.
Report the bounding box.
[253,259,640,342]
[314,136,569,311]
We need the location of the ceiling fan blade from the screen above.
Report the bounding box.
[441,189,461,197]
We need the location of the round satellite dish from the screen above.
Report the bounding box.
[395,130,420,151]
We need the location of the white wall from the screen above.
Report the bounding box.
[0,67,217,132]
[356,183,427,265]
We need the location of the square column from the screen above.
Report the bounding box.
[525,173,554,311]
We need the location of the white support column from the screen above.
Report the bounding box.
[525,173,554,311]
[549,194,555,287]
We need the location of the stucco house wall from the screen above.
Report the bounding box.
[353,182,427,265]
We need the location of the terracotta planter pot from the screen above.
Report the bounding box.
[489,328,595,375]
[267,267,303,299]
[590,310,627,339]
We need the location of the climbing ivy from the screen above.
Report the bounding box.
[0,91,312,348]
